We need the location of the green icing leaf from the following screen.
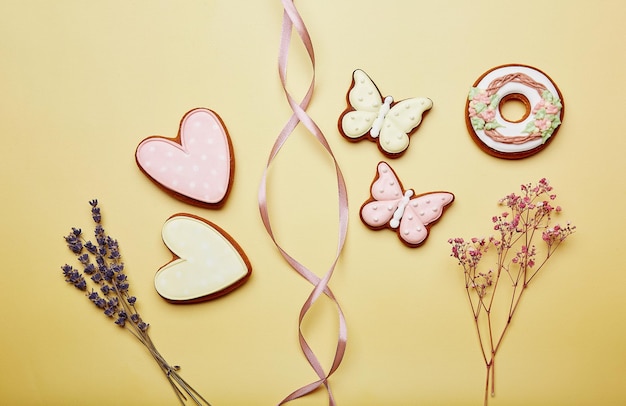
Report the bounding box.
[468,87,482,100]
[489,94,500,106]
[535,108,546,120]
[541,90,553,102]
[541,128,554,142]
[484,121,503,130]
[471,117,485,130]
[554,98,563,109]
[523,121,537,134]
[473,102,487,114]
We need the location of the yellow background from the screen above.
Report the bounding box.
[1,1,625,405]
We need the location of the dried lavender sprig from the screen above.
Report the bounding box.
[61,199,211,406]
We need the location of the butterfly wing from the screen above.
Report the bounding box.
[398,192,455,246]
[378,97,433,155]
[360,162,405,229]
[340,69,384,139]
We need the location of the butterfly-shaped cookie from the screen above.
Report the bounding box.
[339,69,433,158]
[360,162,454,247]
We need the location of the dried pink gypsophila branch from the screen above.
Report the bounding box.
[448,178,575,406]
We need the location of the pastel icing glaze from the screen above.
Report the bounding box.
[360,162,454,247]
[339,69,432,157]
[136,108,233,207]
[155,214,252,303]
[466,64,564,159]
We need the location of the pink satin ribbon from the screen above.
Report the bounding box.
[258,1,348,404]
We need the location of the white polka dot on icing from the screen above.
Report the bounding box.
[136,109,232,205]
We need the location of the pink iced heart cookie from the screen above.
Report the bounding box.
[155,214,252,303]
[135,108,234,208]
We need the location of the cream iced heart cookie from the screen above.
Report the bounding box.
[155,214,252,303]
[339,69,432,158]
[136,108,234,208]
[360,162,454,248]
[466,64,564,159]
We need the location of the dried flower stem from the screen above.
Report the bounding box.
[62,200,211,405]
[449,179,575,405]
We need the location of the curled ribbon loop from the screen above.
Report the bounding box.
[258,1,348,405]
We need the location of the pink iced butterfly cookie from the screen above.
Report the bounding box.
[135,108,234,208]
[360,162,454,247]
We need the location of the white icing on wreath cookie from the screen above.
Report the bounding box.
[465,64,564,159]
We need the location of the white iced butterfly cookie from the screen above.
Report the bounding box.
[339,69,433,157]
[154,214,252,303]
[360,162,454,247]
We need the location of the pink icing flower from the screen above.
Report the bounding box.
[478,109,496,122]
[534,118,551,131]
[545,103,560,115]
[472,92,491,105]
[468,106,477,118]
[533,100,560,115]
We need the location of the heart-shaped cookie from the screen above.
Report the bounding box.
[155,214,252,303]
[135,108,234,208]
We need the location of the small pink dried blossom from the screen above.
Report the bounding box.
[449,179,576,406]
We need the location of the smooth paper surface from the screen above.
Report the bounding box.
[1,1,624,405]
